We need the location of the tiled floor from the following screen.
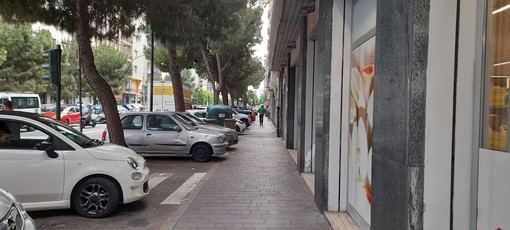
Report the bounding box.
[169,121,332,229]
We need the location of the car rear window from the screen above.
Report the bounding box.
[121,115,143,130]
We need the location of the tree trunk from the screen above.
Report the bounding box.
[199,45,219,105]
[167,42,185,112]
[213,90,220,105]
[215,54,228,105]
[221,88,229,105]
[76,0,125,146]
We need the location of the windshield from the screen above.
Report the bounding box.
[49,107,66,113]
[36,116,101,148]
[185,113,206,125]
[170,114,196,131]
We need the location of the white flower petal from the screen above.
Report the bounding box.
[351,68,363,107]
[368,92,374,127]
[349,97,357,124]
[358,118,369,180]
[350,121,358,163]
[368,148,372,183]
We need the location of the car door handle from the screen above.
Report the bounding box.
[146,133,152,136]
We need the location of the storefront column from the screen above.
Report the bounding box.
[313,0,333,211]
[286,65,296,149]
[371,0,430,229]
[297,16,308,172]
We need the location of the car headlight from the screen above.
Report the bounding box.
[0,205,24,230]
[225,132,233,136]
[131,172,143,181]
[127,157,139,170]
[217,136,226,143]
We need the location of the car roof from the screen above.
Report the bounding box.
[186,109,207,113]
[120,111,180,116]
[0,111,42,119]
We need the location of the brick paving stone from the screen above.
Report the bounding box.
[169,122,332,230]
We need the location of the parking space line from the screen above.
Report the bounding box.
[148,173,173,189]
[160,173,206,205]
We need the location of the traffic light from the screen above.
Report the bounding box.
[41,45,62,86]
[42,45,62,121]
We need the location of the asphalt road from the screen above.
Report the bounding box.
[29,155,224,229]
[75,123,107,140]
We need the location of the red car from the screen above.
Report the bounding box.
[43,106,81,125]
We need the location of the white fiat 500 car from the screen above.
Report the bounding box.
[102,112,229,162]
[0,111,150,218]
[0,187,36,230]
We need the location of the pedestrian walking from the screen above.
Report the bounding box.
[258,105,266,126]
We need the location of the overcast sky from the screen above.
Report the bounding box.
[251,3,270,97]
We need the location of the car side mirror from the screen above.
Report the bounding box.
[35,141,59,158]
[173,126,182,132]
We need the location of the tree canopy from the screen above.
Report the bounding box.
[144,0,266,108]
[0,0,144,145]
[60,41,132,101]
[0,0,266,144]
[0,22,54,92]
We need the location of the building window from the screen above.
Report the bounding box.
[482,0,510,152]
[134,50,138,57]
[134,65,138,74]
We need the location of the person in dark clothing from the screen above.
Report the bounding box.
[257,105,266,126]
[2,100,13,111]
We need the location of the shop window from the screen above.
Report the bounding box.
[482,0,510,152]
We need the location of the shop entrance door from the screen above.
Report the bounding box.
[345,0,376,229]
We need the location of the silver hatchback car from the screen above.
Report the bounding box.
[115,112,229,162]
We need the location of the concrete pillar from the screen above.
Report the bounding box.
[298,16,309,173]
[313,0,333,211]
[371,0,430,229]
[286,66,296,149]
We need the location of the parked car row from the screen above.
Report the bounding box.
[102,111,237,162]
[0,106,247,221]
[186,105,249,133]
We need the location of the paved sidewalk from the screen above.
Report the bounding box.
[170,119,332,230]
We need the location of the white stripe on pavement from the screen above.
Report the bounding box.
[149,173,173,189]
[160,173,206,205]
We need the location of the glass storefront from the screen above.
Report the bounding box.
[346,0,376,227]
[478,0,510,228]
[483,0,510,152]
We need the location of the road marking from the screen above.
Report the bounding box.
[149,173,173,189]
[160,173,206,205]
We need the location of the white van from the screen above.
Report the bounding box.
[0,93,41,114]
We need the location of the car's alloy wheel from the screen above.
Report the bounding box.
[72,178,119,218]
[191,144,212,162]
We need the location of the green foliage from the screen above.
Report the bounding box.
[0,48,6,65]
[60,40,79,101]
[192,88,213,105]
[60,41,131,99]
[0,0,143,41]
[181,69,196,89]
[246,90,259,106]
[0,22,54,92]
[227,56,265,101]
[92,44,132,95]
